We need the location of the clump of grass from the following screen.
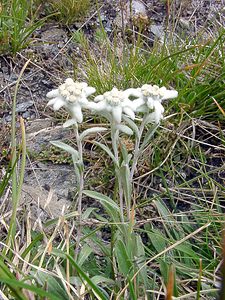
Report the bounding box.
[72,27,144,93]
[48,0,91,25]
[0,0,48,55]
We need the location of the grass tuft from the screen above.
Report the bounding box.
[48,0,91,25]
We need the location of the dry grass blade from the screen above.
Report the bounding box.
[212,97,225,117]
[166,266,174,300]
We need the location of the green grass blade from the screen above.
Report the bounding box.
[65,253,108,300]
[0,278,62,300]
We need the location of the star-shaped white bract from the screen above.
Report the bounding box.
[47,78,96,124]
[132,84,178,123]
[90,87,137,124]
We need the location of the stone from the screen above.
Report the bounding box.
[114,0,148,28]
[150,24,164,40]
[16,101,34,113]
[21,183,71,219]
[179,18,190,29]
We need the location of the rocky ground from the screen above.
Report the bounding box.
[0,0,224,220]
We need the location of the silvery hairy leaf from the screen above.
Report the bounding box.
[93,141,118,165]
[50,141,79,162]
[120,143,132,165]
[122,115,140,137]
[140,124,159,150]
[79,127,107,142]
[116,124,133,135]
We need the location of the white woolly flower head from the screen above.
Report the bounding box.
[133,84,178,124]
[141,84,178,104]
[46,78,96,124]
[90,87,137,124]
[103,88,125,106]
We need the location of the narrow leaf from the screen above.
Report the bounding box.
[147,229,167,253]
[35,271,68,300]
[79,127,107,141]
[120,165,131,209]
[115,239,132,277]
[65,254,108,300]
[77,244,93,267]
[123,116,139,137]
[93,141,117,164]
[141,124,158,149]
[91,276,114,286]
[116,124,133,135]
[50,141,79,161]
[0,278,61,300]
[83,190,120,223]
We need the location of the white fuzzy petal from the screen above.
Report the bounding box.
[87,101,107,111]
[146,102,164,124]
[132,98,145,110]
[161,90,178,100]
[154,111,163,123]
[147,98,154,109]
[46,89,59,98]
[78,96,89,105]
[52,97,65,110]
[94,95,104,102]
[123,107,135,119]
[71,105,83,123]
[124,88,142,98]
[154,101,164,114]
[47,98,57,106]
[112,106,122,123]
[122,98,134,108]
[63,119,77,128]
[85,87,96,97]
[105,104,113,112]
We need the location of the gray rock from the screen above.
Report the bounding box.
[114,0,147,28]
[16,101,34,113]
[4,115,12,122]
[41,27,68,43]
[24,162,76,200]
[22,111,32,119]
[21,183,72,219]
[26,121,71,153]
[150,25,165,40]
[179,18,190,29]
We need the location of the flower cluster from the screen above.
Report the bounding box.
[133,84,178,124]
[90,87,138,123]
[47,78,96,124]
[47,78,178,126]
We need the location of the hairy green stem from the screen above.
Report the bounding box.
[74,124,84,260]
[111,122,124,222]
[130,118,146,181]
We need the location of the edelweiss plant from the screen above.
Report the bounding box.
[47,78,178,218]
[46,78,178,296]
